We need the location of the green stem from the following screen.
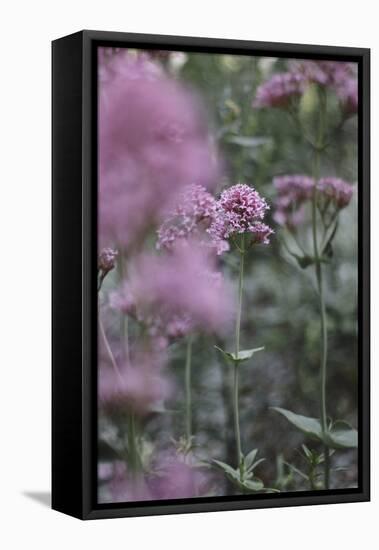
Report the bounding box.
[185,336,193,443]
[311,87,330,489]
[117,254,130,365]
[127,412,140,474]
[98,314,123,381]
[234,236,245,474]
[117,253,141,475]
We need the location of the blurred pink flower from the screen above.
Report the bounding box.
[274,174,315,202]
[289,60,354,88]
[125,244,234,335]
[110,281,193,343]
[254,60,358,115]
[208,184,273,245]
[98,50,220,250]
[273,174,354,229]
[317,177,354,209]
[149,452,211,499]
[336,77,358,115]
[157,184,229,255]
[253,72,306,109]
[99,353,171,417]
[273,175,315,229]
[105,462,152,503]
[101,453,212,503]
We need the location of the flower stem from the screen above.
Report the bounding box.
[98,313,123,381]
[234,236,245,474]
[185,335,193,443]
[127,411,141,474]
[117,255,130,365]
[312,87,330,489]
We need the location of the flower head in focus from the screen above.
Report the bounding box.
[208,184,273,246]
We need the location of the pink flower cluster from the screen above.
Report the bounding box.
[253,60,358,114]
[99,50,220,250]
[253,72,306,109]
[273,174,354,228]
[208,184,273,245]
[157,184,229,255]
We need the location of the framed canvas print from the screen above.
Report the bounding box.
[52,30,370,520]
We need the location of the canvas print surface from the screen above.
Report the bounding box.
[97,46,358,504]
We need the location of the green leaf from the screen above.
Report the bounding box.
[321,220,339,258]
[214,346,264,363]
[234,348,265,361]
[241,478,264,492]
[226,136,271,148]
[244,449,258,469]
[292,253,316,269]
[301,444,312,459]
[283,461,309,481]
[247,458,266,473]
[272,408,358,449]
[212,459,239,480]
[214,345,233,361]
[271,407,323,440]
[289,252,330,270]
[324,427,358,449]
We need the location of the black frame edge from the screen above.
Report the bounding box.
[53,30,370,521]
[52,31,85,519]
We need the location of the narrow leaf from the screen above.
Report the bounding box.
[227,136,271,148]
[214,345,234,362]
[244,449,258,469]
[233,348,265,362]
[215,346,264,363]
[242,478,264,492]
[212,459,238,479]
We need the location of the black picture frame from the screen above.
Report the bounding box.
[52,30,370,520]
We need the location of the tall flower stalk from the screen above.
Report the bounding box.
[311,87,330,488]
[262,61,358,489]
[210,184,273,491]
[233,234,245,471]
